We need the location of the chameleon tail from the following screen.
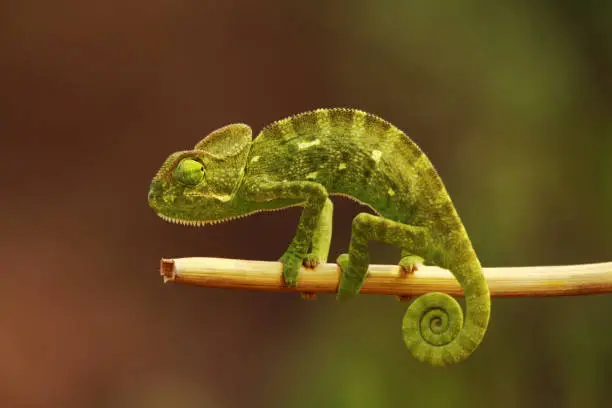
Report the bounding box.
[401,256,490,366]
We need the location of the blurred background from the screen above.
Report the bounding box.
[1,0,611,407]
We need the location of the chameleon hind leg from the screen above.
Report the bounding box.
[395,250,424,301]
[336,212,431,300]
[245,180,329,287]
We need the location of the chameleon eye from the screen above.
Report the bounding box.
[173,158,205,186]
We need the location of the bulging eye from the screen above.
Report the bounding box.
[173,158,204,186]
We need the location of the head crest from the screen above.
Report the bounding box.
[194,123,252,159]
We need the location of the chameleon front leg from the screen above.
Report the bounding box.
[245,180,329,287]
[301,197,333,300]
[336,212,430,300]
[304,198,333,267]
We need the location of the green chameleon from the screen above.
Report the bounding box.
[148,108,490,366]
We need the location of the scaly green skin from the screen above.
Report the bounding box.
[148,108,491,366]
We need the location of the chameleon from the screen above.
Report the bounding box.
[148,108,491,366]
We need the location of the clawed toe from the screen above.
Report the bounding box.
[336,253,350,269]
[278,253,301,287]
[400,263,418,275]
[301,292,317,300]
[398,255,423,276]
[302,254,321,269]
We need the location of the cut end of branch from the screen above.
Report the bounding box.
[160,258,175,283]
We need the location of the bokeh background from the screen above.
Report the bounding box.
[2,1,611,407]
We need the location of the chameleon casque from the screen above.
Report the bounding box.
[148,108,491,366]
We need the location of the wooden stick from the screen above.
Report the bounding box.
[159,257,612,298]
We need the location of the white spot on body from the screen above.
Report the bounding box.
[388,188,395,196]
[371,150,382,162]
[297,139,321,150]
[338,163,347,170]
[250,155,260,163]
[212,194,232,202]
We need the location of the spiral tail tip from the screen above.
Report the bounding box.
[401,291,476,367]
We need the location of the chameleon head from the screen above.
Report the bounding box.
[148,123,252,225]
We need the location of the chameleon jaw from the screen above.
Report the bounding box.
[156,213,224,226]
[155,211,256,227]
[154,203,302,227]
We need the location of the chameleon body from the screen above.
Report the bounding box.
[148,108,490,366]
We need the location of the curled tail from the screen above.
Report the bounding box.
[401,257,490,366]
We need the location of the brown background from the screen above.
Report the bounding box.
[1,1,611,407]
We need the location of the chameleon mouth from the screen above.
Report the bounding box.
[156,213,223,226]
[154,203,303,227]
[155,211,256,226]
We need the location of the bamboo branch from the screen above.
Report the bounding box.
[159,257,612,298]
